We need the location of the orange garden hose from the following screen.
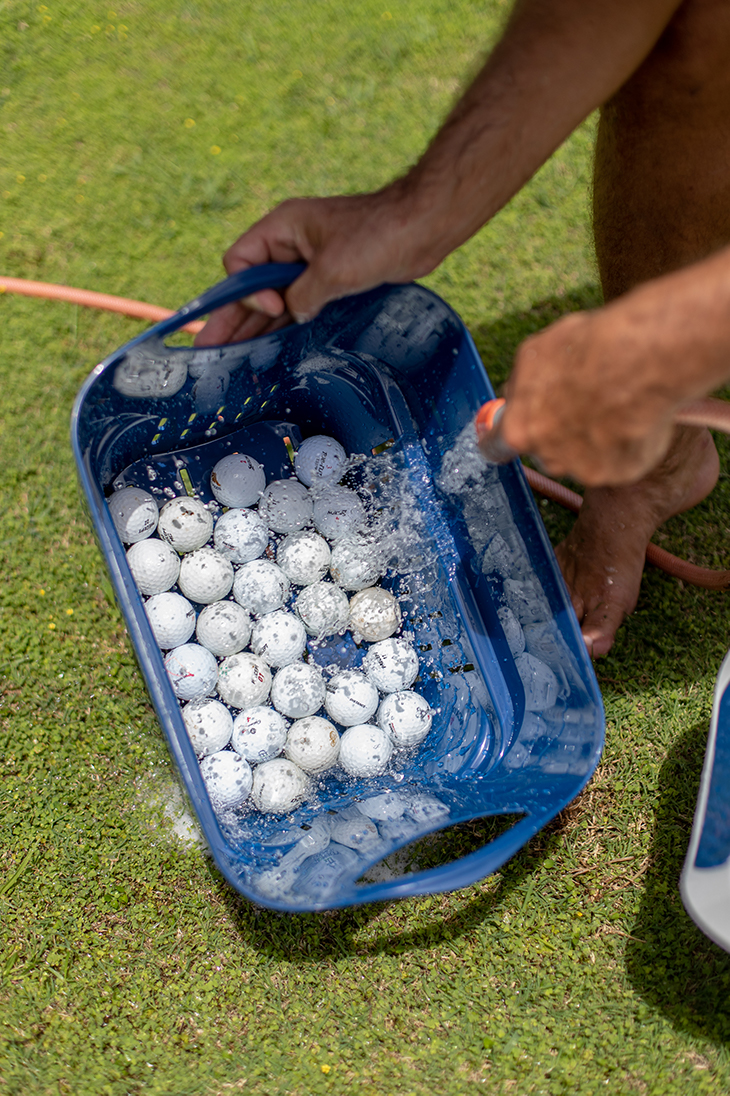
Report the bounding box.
[2,275,728,589]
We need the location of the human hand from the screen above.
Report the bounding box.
[194,187,438,347]
[499,305,687,487]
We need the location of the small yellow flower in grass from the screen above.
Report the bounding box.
[320,1065,331,1074]
[48,622,56,630]
[0,233,4,240]
[43,15,51,22]
[38,4,48,10]
[66,608,74,616]
[184,118,195,128]
[210,145,221,155]
[75,193,85,203]
[39,589,46,596]
[325,96,336,106]
[16,174,25,184]
[38,174,47,182]
[91,25,100,32]
[2,191,11,200]
[292,69,303,78]
[107,9,116,16]
[381,10,392,19]
[168,219,176,228]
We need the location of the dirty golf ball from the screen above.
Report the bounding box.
[276,530,331,586]
[231,706,288,763]
[107,485,158,543]
[164,643,218,701]
[294,582,350,637]
[312,485,365,541]
[126,539,180,596]
[348,586,402,642]
[144,591,195,649]
[250,757,309,813]
[113,353,188,400]
[196,601,251,656]
[158,496,214,553]
[294,435,347,488]
[178,548,234,604]
[251,610,307,667]
[233,560,291,616]
[363,637,419,693]
[182,698,233,756]
[210,453,266,508]
[271,662,326,719]
[217,652,271,709]
[200,749,253,809]
[339,724,394,777]
[258,480,313,534]
[285,716,340,773]
[325,670,379,727]
[377,690,433,747]
[213,507,269,563]
[329,537,384,591]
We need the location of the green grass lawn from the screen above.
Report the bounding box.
[3,1,730,1093]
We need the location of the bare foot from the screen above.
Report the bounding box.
[554,426,720,657]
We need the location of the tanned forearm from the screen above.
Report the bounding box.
[396,0,684,275]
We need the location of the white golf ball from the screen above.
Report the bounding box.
[377,690,433,747]
[164,643,218,701]
[113,353,188,400]
[285,716,340,774]
[144,591,195,648]
[313,485,365,541]
[363,637,419,693]
[276,530,331,586]
[250,757,309,814]
[108,486,158,544]
[251,610,307,667]
[178,548,234,604]
[258,479,313,534]
[233,560,290,616]
[210,453,266,508]
[213,507,269,563]
[182,698,233,756]
[324,670,379,727]
[271,662,326,719]
[294,435,347,487]
[329,537,384,591]
[200,749,253,809]
[127,538,180,596]
[158,496,214,553]
[217,652,272,709]
[231,706,288,763]
[339,724,394,777]
[295,582,350,638]
[348,586,402,642]
[196,600,251,656]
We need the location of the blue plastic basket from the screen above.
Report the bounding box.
[71,263,604,912]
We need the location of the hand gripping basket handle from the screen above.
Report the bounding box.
[137,262,307,342]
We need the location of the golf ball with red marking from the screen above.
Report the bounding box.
[127,538,180,595]
[210,453,266,508]
[312,485,365,541]
[108,486,158,544]
[231,706,288,763]
[158,496,213,553]
[164,643,218,701]
[217,652,272,709]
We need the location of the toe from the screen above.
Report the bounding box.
[579,600,626,658]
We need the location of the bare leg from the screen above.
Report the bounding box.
[556,0,730,656]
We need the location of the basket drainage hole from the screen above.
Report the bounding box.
[356,813,525,885]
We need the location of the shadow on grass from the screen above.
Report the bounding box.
[626,718,730,1046]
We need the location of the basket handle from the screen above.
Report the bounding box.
[135,262,307,341]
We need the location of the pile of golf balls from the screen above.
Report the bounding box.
[108,433,435,817]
